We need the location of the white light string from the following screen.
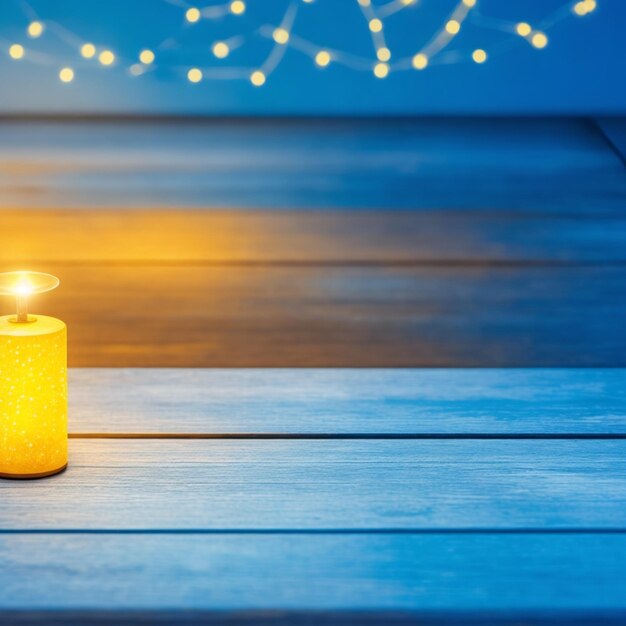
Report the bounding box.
[2,0,598,86]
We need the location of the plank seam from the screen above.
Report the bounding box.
[2,528,626,535]
[4,260,626,268]
[68,433,626,440]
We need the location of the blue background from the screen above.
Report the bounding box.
[0,0,624,115]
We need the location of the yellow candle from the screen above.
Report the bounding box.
[0,272,67,479]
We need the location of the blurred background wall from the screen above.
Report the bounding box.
[0,0,624,116]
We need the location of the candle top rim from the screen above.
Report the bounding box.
[0,314,66,336]
[0,271,59,297]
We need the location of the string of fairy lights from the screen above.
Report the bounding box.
[1,0,598,86]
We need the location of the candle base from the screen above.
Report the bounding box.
[0,463,67,480]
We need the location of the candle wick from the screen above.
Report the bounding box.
[16,294,28,323]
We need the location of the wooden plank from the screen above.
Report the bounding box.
[1,118,624,213]
[2,209,626,263]
[5,264,623,367]
[68,368,626,435]
[2,440,626,529]
[4,613,624,626]
[1,534,625,617]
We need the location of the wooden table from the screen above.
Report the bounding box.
[2,118,626,368]
[2,368,626,625]
[1,117,625,623]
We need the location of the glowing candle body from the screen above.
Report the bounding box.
[0,314,67,478]
[0,271,67,479]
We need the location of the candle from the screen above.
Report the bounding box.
[0,272,67,479]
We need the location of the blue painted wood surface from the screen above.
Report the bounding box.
[1,118,624,368]
[30,265,626,367]
[2,369,626,624]
[2,439,626,530]
[0,118,624,212]
[68,369,626,435]
[1,534,625,617]
[0,114,624,621]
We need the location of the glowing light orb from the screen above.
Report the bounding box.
[315,50,331,67]
[273,28,290,44]
[377,47,391,62]
[230,1,246,15]
[212,42,230,58]
[374,62,389,78]
[250,70,266,86]
[139,49,155,64]
[472,49,487,63]
[27,21,44,38]
[59,67,74,83]
[9,44,24,60]
[187,68,202,83]
[98,50,115,65]
[445,20,461,34]
[81,43,96,58]
[186,7,201,23]
[412,53,428,70]
[574,0,597,15]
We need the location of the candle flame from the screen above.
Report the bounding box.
[0,271,59,298]
[13,282,34,296]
